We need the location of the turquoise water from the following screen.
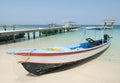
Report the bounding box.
[107,26,120,62]
[0,25,120,62]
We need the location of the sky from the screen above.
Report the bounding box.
[0,0,120,25]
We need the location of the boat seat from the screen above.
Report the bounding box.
[86,38,101,46]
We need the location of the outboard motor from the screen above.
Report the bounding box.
[104,34,110,40]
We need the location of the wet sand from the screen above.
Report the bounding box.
[0,41,120,83]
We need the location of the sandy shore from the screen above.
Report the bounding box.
[0,42,120,83]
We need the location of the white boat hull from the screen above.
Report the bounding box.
[15,42,110,64]
[8,39,111,75]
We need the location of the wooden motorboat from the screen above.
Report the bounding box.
[7,34,111,75]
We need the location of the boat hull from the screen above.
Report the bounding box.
[22,63,64,75]
[16,41,110,64]
[17,42,110,75]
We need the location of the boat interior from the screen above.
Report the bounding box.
[70,39,108,50]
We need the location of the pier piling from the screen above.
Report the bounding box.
[27,33,30,40]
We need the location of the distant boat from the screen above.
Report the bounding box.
[86,26,113,30]
[7,33,111,75]
[71,28,80,31]
[62,20,79,28]
[85,26,102,30]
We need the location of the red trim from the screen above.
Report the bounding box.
[15,42,110,56]
[19,44,110,65]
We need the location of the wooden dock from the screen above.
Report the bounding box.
[0,19,115,43]
[0,26,80,42]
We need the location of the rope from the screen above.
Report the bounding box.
[17,49,36,64]
[24,53,31,62]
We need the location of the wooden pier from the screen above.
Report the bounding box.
[0,25,80,42]
[0,19,115,43]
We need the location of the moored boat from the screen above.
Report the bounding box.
[7,34,111,75]
[85,26,102,30]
